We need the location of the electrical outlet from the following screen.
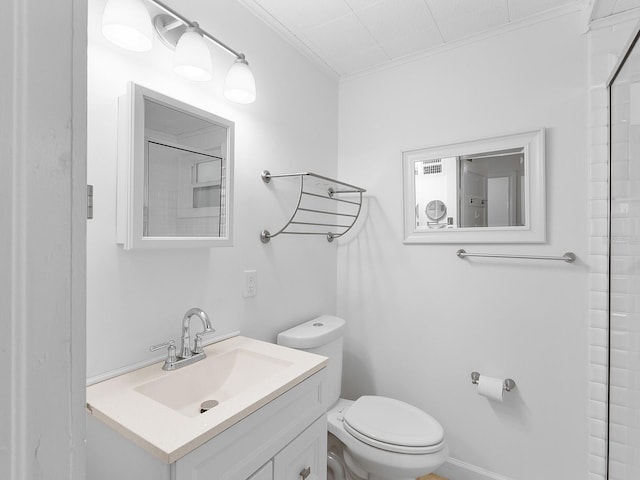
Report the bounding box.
[243,270,257,298]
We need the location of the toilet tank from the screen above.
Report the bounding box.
[277,315,345,406]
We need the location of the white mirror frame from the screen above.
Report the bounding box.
[402,128,545,244]
[117,83,234,249]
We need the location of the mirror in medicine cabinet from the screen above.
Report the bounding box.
[402,129,545,244]
[117,83,234,249]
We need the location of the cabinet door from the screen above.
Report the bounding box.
[247,461,272,480]
[273,416,327,480]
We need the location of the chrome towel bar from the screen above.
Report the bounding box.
[456,249,576,263]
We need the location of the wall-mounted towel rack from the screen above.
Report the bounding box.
[456,249,576,263]
[260,170,366,243]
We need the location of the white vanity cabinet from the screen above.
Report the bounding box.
[87,369,327,480]
[174,415,326,480]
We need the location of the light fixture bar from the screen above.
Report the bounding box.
[147,0,243,58]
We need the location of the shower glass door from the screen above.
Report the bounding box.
[609,29,640,480]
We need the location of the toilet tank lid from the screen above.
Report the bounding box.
[277,315,346,349]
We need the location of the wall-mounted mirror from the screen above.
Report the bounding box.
[403,129,545,244]
[117,83,234,249]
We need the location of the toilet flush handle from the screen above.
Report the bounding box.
[299,466,311,480]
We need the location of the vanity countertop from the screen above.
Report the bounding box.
[86,336,327,463]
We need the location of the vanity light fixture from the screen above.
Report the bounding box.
[101,0,257,103]
[102,0,153,52]
[224,55,257,104]
[173,23,213,81]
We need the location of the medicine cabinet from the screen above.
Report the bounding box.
[117,83,234,249]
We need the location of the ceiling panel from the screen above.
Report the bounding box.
[590,0,640,21]
[425,0,510,42]
[303,13,382,57]
[377,26,444,59]
[356,0,443,59]
[326,44,394,75]
[590,0,616,18]
[302,12,389,75]
[254,0,352,30]
[508,0,576,20]
[612,0,640,14]
[345,0,382,11]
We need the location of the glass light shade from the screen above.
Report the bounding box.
[224,58,256,104]
[173,26,213,81]
[102,0,153,52]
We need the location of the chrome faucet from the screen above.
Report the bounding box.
[149,307,215,371]
[180,307,214,358]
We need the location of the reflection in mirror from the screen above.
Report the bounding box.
[403,129,545,244]
[425,199,447,223]
[144,99,228,238]
[413,148,525,230]
[117,83,234,249]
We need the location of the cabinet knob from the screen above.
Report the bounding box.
[299,466,311,480]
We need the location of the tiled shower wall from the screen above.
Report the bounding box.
[589,16,640,480]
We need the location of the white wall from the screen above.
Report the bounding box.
[337,11,589,480]
[87,0,339,378]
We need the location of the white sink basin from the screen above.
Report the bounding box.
[86,336,327,463]
[135,348,293,417]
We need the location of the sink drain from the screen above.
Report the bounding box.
[200,400,219,414]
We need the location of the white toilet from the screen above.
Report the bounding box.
[277,315,448,480]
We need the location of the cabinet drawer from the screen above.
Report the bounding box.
[273,416,327,480]
[247,461,272,480]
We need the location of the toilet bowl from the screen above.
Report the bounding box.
[328,398,448,480]
[277,315,448,480]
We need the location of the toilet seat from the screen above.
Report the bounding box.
[342,396,445,455]
[328,398,449,479]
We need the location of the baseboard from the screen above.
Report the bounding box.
[436,458,514,480]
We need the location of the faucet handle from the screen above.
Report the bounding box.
[149,339,175,352]
[150,340,177,364]
[193,329,216,354]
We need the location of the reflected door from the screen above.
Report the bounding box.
[459,159,487,228]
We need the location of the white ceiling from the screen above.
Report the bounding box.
[239,0,640,77]
[592,0,640,19]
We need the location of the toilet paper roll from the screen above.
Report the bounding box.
[477,375,504,402]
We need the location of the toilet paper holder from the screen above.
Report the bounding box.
[471,371,516,392]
